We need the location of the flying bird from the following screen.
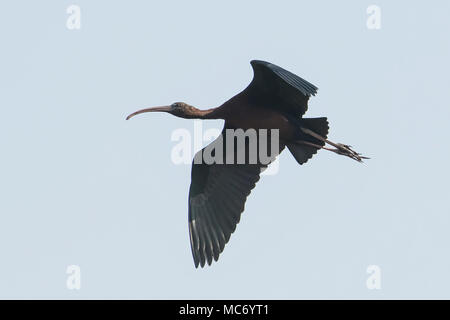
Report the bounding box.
[126,60,368,268]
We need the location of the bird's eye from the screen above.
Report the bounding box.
[171,103,179,108]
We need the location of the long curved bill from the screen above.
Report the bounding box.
[126,106,172,120]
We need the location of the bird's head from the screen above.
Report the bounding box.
[126,102,194,120]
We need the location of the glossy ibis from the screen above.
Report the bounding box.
[126,60,368,268]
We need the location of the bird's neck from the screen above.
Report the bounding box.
[181,106,223,120]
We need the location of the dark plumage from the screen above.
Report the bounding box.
[127,60,368,267]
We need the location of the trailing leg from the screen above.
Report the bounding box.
[299,127,369,162]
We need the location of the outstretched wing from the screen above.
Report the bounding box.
[242,60,318,117]
[188,126,284,267]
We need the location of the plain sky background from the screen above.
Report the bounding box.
[0,1,449,299]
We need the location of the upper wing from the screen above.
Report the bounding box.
[242,60,318,117]
[188,126,284,267]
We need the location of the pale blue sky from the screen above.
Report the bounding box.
[0,1,449,298]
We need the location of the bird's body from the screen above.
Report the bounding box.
[127,60,368,268]
[219,100,296,139]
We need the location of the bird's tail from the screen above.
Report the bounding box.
[286,117,329,165]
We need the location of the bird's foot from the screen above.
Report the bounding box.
[329,143,370,162]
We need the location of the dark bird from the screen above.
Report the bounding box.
[126,60,368,268]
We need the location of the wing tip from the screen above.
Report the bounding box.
[250,59,318,96]
[250,59,269,66]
